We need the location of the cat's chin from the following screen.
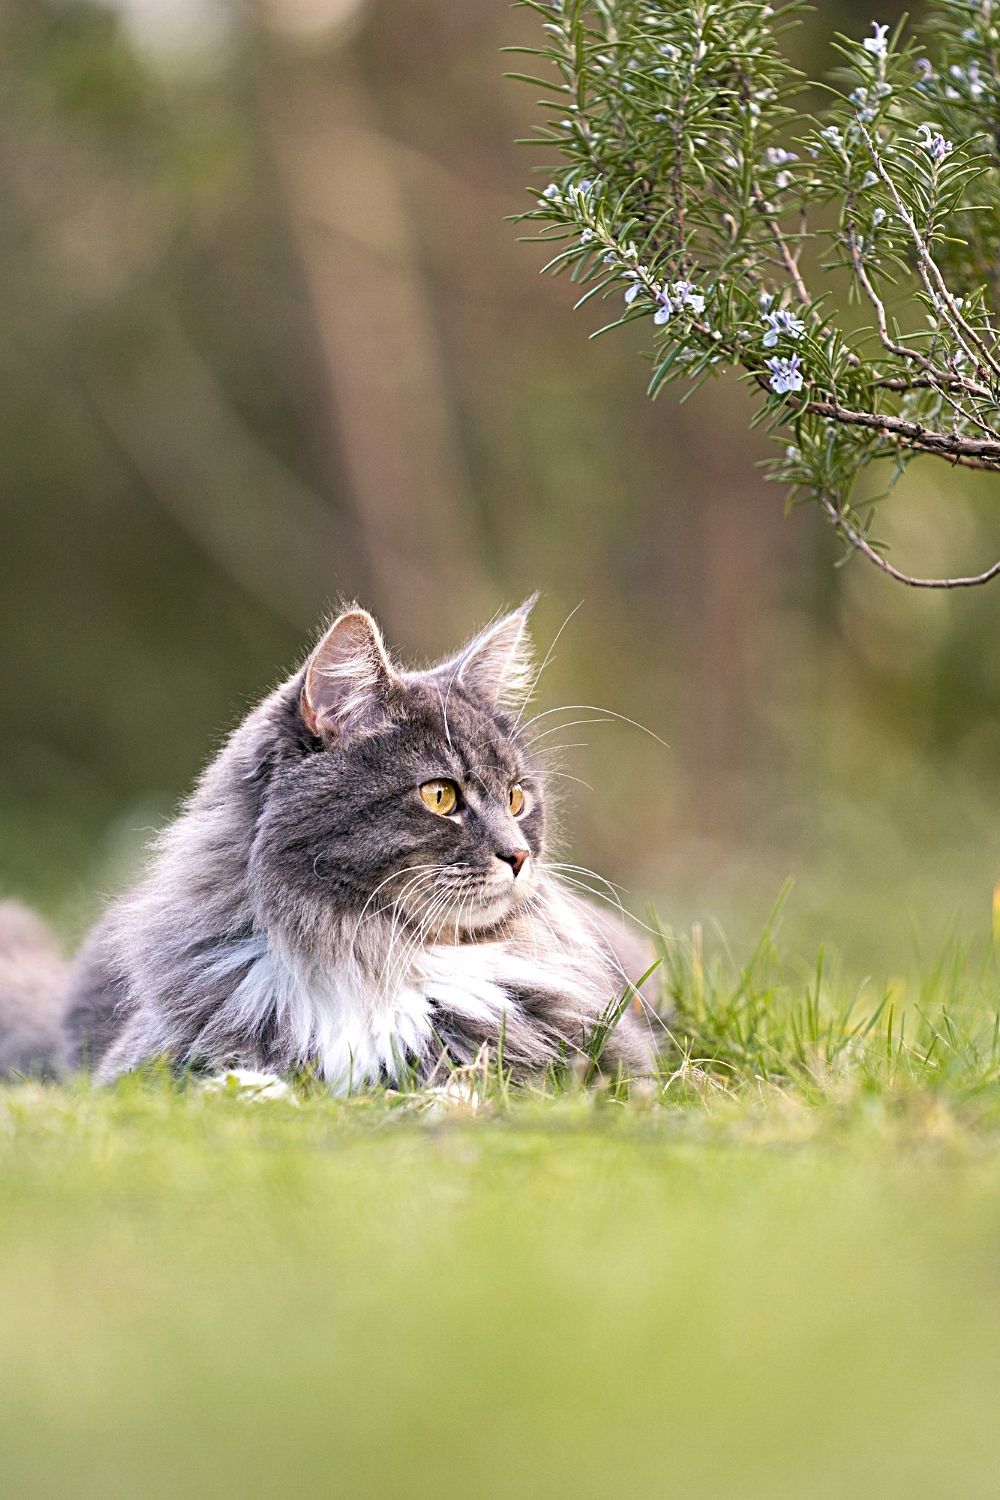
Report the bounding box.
[458,881,533,936]
[421,877,531,941]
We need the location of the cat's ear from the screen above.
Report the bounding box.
[454,598,536,709]
[301,609,396,742]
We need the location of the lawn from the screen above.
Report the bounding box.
[3,917,1000,1499]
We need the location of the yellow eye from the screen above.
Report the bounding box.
[420,780,458,816]
[509,783,525,817]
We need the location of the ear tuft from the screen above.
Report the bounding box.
[455,598,537,710]
[301,608,395,742]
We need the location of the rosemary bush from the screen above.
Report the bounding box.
[512,1,1000,587]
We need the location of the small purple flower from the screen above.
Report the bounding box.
[767,355,804,395]
[762,309,806,348]
[672,280,706,314]
[863,22,889,58]
[650,287,674,324]
[917,123,954,161]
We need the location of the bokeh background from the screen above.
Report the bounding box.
[3,0,1000,972]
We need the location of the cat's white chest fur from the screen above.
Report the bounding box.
[230,938,525,1093]
[204,887,607,1092]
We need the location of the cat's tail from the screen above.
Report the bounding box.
[0,901,69,1078]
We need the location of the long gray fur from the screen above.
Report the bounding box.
[3,603,657,1085]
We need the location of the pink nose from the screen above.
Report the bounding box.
[498,848,529,878]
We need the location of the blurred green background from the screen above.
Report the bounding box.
[3,0,1000,971]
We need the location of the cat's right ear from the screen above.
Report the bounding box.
[300,609,396,743]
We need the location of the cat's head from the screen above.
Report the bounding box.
[250,601,548,943]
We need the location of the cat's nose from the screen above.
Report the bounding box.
[497,848,530,879]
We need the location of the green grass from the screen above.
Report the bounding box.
[4,915,1000,1499]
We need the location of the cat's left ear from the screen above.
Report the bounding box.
[452,597,537,709]
[300,608,397,742]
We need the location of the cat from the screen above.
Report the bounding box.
[1,602,658,1088]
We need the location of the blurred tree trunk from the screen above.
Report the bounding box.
[81,320,351,630]
[260,48,493,652]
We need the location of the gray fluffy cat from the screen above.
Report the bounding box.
[1,603,657,1087]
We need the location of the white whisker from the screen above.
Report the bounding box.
[544,869,661,940]
[529,741,590,756]
[350,863,443,945]
[513,702,669,751]
[509,600,584,736]
[435,679,454,753]
[545,861,628,896]
[540,770,595,792]
[522,717,616,748]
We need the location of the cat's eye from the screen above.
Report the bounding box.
[509,783,525,817]
[420,779,459,816]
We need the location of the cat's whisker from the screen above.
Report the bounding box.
[434,680,455,754]
[438,602,509,752]
[378,872,449,986]
[545,861,628,896]
[445,892,463,947]
[351,863,443,944]
[528,742,591,757]
[509,599,584,737]
[545,870,661,940]
[539,770,595,793]
[523,897,564,961]
[404,886,466,984]
[389,872,448,941]
[522,716,615,747]
[546,869,629,916]
[384,881,461,995]
[538,883,669,1035]
[533,882,669,1039]
[450,888,474,946]
[512,702,669,751]
[381,868,442,934]
[381,890,445,998]
[465,767,492,799]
